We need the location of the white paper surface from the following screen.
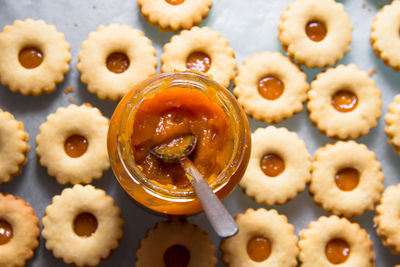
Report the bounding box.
[0,0,399,266]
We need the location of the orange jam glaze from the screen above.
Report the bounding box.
[131,87,231,189]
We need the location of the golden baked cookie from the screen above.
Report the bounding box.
[136,220,217,267]
[310,141,384,217]
[0,193,40,267]
[138,0,212,32]
[0,110,29,184]
[221,208,298,267]
[307,64,382,139]
[77,24,157,101]
[385,94,400,154]
[234,51,309,123]
[36,104,110,184]
[0,19,71,95]
[240,126,311,205]
[278,0,352,68]
[371,1,400,71]
[42,184,124,267]
[161,26,236,88]
[375,184,400,254]
[299,216,374,266]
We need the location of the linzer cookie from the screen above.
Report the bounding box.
[234,51,309,123]
[221,209,298,267]
[299,216,374,266]
[36,104,110,184]
[161,27,236,88]
[0,193,40,267]
[278,0,352,68]
[138,0,212,32]
[0,19,71,95]
[307,64,382,139]
[375,184,400,254]
[385,95,400,154]
[42,185,124,266]
[310,141,384,217]
[240,126,311,205]
[136,220,217,267]
[0,109,29,184]
[77,24,157,101]
[371,0,400,71]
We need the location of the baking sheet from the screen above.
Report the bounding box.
[1,0,400,266]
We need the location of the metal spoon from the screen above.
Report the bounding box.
[150,135,238,239]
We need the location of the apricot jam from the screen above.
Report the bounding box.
[108,72,250,215]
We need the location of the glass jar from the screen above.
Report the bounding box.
[107,72,251,215]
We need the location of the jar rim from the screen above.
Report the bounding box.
[116,71,248,199]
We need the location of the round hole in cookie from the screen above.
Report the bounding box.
[258,76,284,100]
[18,47,43,69]
[106,52,130,74]
[163,244,190,267]
[247,236,271,262]
[331,90,358,113]
[73,212,98,237]
[260,153,285,177]
[165,0,185,5]
[0,219,13,245]
[325,238,350,264]
[186,51,211,73]
[305,20,327,42]
[335,167,360,191]
[64,135,89,158]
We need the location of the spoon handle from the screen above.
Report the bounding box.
[181,157,238,239]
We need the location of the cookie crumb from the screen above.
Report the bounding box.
[74,24,78,27]
[64,86,75,94]
[368,68,376,76]
[362,3,366,8]
[93,5,96,9]
[67,97,74,104]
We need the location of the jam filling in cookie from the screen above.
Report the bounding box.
[247,236,271,262]
[19,47,43,69]
[331,90,358,113]
[325,238,350,264]
[73,212,98,237]
[186,51,211,73]
[0,219,12,245]
[335,168,359,191]
[163,244,190,267]
[305,20,327,42]
[64,135,88,158]
[106,52,130,74]
[258,76,284,101]
[259,153,285,177]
